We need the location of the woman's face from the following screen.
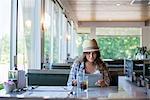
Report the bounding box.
[85,51,97,63]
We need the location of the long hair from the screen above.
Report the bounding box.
[75,51,108,71]
[74,51,110,82]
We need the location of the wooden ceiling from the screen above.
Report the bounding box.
[60,0,150,22]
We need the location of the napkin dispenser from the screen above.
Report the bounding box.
[8,70,26,89]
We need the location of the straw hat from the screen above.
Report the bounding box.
[82,39,99,52]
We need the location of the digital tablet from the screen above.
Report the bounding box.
[85,74,102,87]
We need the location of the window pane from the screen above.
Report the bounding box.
[96,36,140,59]
[43,0,52,69]
[76,34,90,56]
[53,4,59,63]
[77,28,141,59]
[0,0,11,83]
[17,0,37,70]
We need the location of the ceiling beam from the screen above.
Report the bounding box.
[78,21,145,27]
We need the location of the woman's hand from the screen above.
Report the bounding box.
[72,80,77,86]
[95,80,107,87]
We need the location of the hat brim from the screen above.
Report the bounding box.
[83,49,99,52]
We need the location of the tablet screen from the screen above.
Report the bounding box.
[85,74,102,87]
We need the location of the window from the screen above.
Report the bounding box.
[17,0,29,70]
[43,0,74,64]
[43,0,53,68]
[52,3,59,63]
[76,33,90,56]
[0,0,11,83]
[96,36,140,59]
[77,28,142,59]
[17,0,41,69]
[60,14,68,62]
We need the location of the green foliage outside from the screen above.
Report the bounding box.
[0,28,141,66]
[76,34,140,59]
[44,31,51,63]
[76,33,90,56]
[0,34,10,64]
[0,83,3,90]
[96,36,140,59]
[53,37,59,63]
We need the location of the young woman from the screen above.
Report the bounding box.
[67,39,110,87]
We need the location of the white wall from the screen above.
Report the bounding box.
[142,26,150,50]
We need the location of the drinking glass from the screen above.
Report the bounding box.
[77,75,88,92]
[80,76,88,92]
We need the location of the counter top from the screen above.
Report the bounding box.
[0,76,149,99]
[28,69,70,74]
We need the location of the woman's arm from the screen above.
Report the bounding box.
[67,63,79,86]
[96,60,110,87]
[103,69,110,86]
[95,69,110,87]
